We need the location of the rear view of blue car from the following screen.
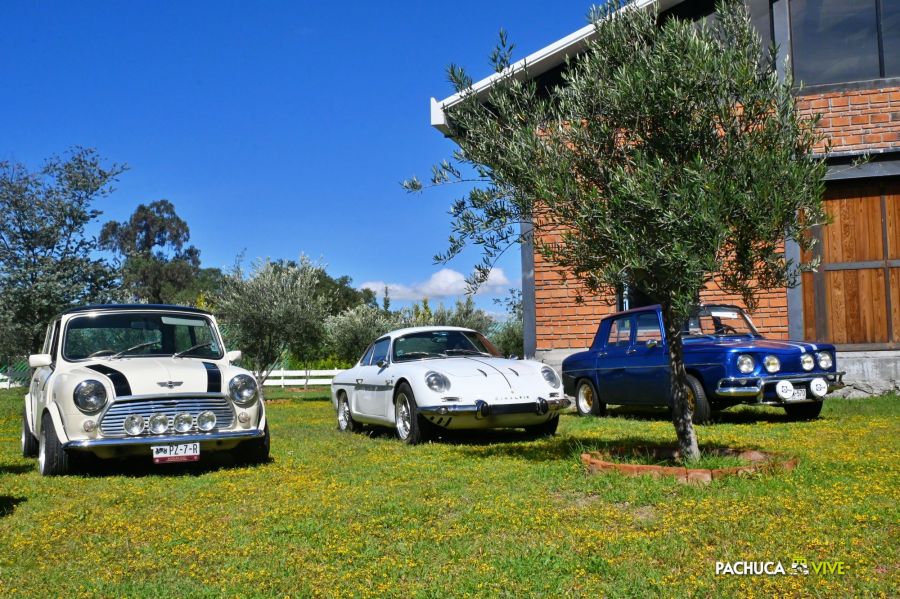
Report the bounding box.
[562,304,845,423]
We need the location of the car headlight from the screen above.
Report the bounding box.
[736,354,755,374]
[763,355,780,374]
[541,366,561,389]
[73,380,108,414]
[800,353,815,371]
[425,371,451,393]
[228,374,259,406]
[816,351,833,370]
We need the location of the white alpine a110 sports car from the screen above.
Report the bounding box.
[22,304,269,475]
[330,326,570,443]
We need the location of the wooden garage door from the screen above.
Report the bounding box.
[802,180,900,348]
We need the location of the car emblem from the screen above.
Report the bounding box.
[157,381,184,389]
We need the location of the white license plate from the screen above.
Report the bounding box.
[790,388,807,401]
[152,443,200,464]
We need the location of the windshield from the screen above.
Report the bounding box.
[392,330,502,362]
[683,305,758,337]
[63,312,223,361]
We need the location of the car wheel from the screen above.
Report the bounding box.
[38,412,71,476]
[575,379,606,417]
[395,383,428,445]
[22,407,38,458]
[524,415,560,437]
[686,375,711,425]
[237,424,270,465]
[336,393,361,432]
[784,401,823,420]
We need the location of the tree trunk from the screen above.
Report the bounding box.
[663,305,700,462]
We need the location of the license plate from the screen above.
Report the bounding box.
[790,388,807,401]
[152,443,200,464]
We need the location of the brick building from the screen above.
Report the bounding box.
[431,0,900,389]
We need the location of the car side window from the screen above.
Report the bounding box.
[635,312,662,345]
[607,316,632,347]
[370,338,391,366]
[359,344,375,366]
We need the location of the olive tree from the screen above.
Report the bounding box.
[406,1,826,460]
[213,256,330,382]
[325,304,397,364]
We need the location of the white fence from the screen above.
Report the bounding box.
[263,369,344,388]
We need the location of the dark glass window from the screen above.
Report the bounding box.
[883,0,900,77]
[607,317,633,348]
[635,312,663,344]
[370,338,391,366]
[790,0,881,86]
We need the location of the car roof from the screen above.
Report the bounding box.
[380,325,477,340]
[601,303,747,321]
[56,304,213,318]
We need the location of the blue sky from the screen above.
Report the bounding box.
[0,1,589,312]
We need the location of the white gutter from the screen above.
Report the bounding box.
[430,0,683,134]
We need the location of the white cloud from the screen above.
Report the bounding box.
[360,267,512,301]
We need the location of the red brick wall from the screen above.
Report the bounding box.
[534,86,899,351]
[798,86,900,153]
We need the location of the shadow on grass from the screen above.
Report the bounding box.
[602,405,800,425]
[76,454,274,479]
[452,433,746,463]
[0,463,34,475]
[0,496,25,518]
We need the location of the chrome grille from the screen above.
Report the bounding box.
[99,396,234,438]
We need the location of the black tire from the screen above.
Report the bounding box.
[38,412,71,476]
[238,424,270,465]
[524,415,560,437]
[22,407,38,458]
[394,383,428,445]
[336,393,361,433]
[784,401,823,420]
[686,375,711,425]
[575,378,606,417]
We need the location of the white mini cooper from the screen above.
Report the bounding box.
[331,326,570,444]
[22,304,269,475]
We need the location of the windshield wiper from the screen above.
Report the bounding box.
[173,342,213,359]
[110,341,159,359]
[445,348,491,356]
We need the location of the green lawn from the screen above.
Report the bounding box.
[0,388,897,597]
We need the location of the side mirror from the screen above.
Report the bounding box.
[29,354,52,368]
[507,354,519,360]
[646,339,659,349]
[376,358,388,369]
[225,350,242,363]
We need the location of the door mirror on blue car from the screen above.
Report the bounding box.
[646,339,659,349]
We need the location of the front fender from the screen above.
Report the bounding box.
[39,402,70,444]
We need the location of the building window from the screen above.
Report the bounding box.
[789,0,894,86]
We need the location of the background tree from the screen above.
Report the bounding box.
[0,148,124,355]
[397,296,494,332]
[492,289,524,358]
[100,199,201,303]
[405,1,826,460]
[213,256,330,382]
[325,304,397,363]
[316,272,377,314]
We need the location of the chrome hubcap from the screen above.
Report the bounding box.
[396,394,411,439]
[38,429,46,472]
[577,384,594,413]
[338,399,350,429]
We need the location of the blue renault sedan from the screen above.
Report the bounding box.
[561,304,845,423]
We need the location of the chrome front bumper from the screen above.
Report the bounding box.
[418,396,571,418]
[63,429,264,451]
[715,372,845,402]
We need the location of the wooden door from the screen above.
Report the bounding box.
[802,180,900,348]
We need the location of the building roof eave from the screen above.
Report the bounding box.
[429,0,685,135]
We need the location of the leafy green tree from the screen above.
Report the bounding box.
[406,1,826,460]
[398,296,495,332]
[212,256,330,382]
[0,148,125,355]
[325,304,397,363]
[491,289,524,358]
[316,272,377,314]
[100,199,201,303]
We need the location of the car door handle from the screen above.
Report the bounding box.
[626,348,637,355]
[355,378,363,384]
